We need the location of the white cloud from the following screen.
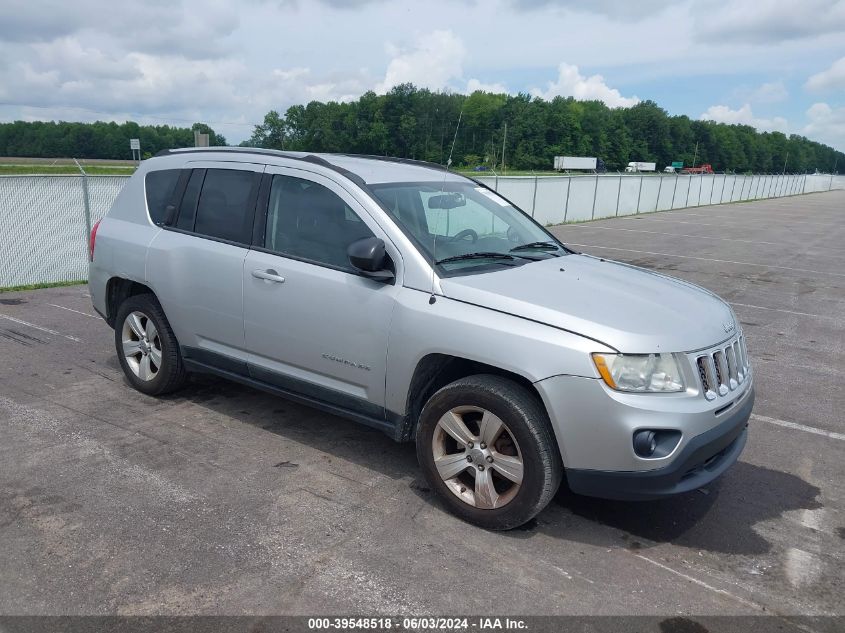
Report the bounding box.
[271,67,369,103]
[802,102,845,151]
[466,78,509,94]
[509,0,668,20]
[375,30,465,94]
[805,56,845,92]
[694,0,845,43]
[748,81,788,103]
[0,0,841,148]
[530,62,639,107]
[699,103,788,133]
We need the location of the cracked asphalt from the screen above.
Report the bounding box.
[0,190,843,623]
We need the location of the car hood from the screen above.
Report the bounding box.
[439,254,736,353]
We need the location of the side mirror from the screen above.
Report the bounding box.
[347,237,394,281]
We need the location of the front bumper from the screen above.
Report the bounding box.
[565,387,753,500]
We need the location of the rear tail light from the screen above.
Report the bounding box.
[89,219,102,262]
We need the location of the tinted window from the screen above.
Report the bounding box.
[192,169,259,244]
[265,175,375,270]
[175,169,204,231]
[144,169,180,224]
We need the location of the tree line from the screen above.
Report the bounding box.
[245,84,843,174]
[1,85,842,173]
[0,120,226,160]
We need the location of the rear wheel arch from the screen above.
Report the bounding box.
[106,277,156,327]
[113,292,187,395]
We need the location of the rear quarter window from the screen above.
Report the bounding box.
[144,169,181,225]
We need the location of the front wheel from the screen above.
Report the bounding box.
[114,293,187,396]
[416,375,562,530]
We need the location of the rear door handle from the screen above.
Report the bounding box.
[252,269,286,283]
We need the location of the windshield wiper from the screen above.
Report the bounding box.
[509,241,562,253]
[436,252,516,265]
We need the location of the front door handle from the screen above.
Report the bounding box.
[252,269,286,283]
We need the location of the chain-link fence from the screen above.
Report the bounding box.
[0,171,842,288]
[0,175,128,288]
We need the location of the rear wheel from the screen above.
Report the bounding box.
[416,375,562,530]
[114,294,187,396]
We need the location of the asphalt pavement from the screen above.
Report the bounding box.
[0,190,842,623]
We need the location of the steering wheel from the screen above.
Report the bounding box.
[450,228,478,243]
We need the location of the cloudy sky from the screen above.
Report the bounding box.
[1,0,844,149]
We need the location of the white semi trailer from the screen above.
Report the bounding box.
[554,156,597,171]
[625,161,657,172]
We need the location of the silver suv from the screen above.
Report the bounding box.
[89,148,754,530]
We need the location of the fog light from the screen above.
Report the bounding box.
[633,430,657,457]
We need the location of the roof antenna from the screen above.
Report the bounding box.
[430,108,463,305]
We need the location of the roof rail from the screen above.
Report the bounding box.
[300,154,366,187]
[335,153,448,172]
[154,146,289,158]
[152,147,366,186]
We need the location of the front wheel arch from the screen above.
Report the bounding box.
[415,374,563,530]
[402,354,554,443]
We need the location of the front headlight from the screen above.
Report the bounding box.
[592,353,685,393]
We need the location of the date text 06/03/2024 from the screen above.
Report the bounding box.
[306,617,528,630]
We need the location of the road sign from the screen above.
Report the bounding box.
[129,138,140,150]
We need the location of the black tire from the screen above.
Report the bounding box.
[416,374,563,530]
[114,293,187,396]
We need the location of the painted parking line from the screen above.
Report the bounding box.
[751,414,845,442]
[730,302,836,320]
[672,211,840,227]
[564,243,845,278]
[629,552,764,612]
[565,225,845,258]
[47,303,99,319]
[619,216,828,234]
[0,314,81,342]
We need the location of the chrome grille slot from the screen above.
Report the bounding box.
[697,357,710,392]
[713,350,724,390]
[692,334,750,400]
[733,340,744,382]
[725,346,738,390]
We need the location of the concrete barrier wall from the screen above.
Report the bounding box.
[1,172,843,288]
[475,173,844,225]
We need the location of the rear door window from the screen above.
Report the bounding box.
[185,168,260,244]
[144,169,181,225]
[175,169,204,231]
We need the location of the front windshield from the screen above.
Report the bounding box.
[370,181,568,274]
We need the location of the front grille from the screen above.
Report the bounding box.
[694,335,750,401]
[696,357,710,393]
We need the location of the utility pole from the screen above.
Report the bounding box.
[501,123,507,173]
[783,151,789,175]
[692,141,699,168]
[439,114,445,164]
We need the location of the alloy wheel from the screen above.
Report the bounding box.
[121,311,162,381]
[431,405,524,509]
